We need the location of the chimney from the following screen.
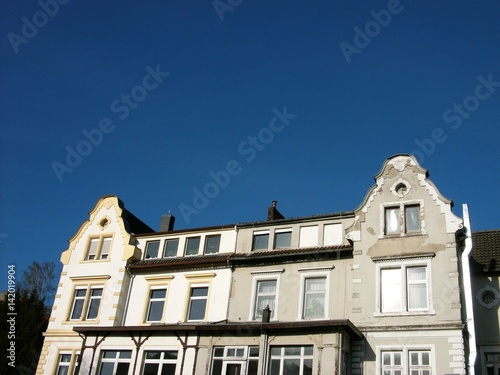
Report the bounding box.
[267,200,285,221]
[159,212,175,232]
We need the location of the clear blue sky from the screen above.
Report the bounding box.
[1,1,499,279]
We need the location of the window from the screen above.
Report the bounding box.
[302,277,326,319]
[146,288,166,322]
[268,346,313,375]
[381,351,403,375]
[384,204,422,235]
[163,239,179,257]
[380,350,432,375]
[485,353,500,375]
[98,350,132,375]
[145,240,161,259]
[409,351,431,375]
[211,346,259,375]
[205,235,221,254]
[142,350,177,375]
[187,286,208,321]
[254,280,277,319]
[274,229,291,249]
[86,236,112,260]
[380,266,428,313]
[323,223,343,246]
[69,287,103,321]
[299,226,318,248]
[252,231,269,251]
[55,353,72,375]
[185,237,201,256]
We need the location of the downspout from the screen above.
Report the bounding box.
[338,330,343,375]
[122,268,135,326]
[461,204,477,375]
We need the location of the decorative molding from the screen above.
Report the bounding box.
[372,252,435,263]
[250,269,285,275]
[297,266,334,272]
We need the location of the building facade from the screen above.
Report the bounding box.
[37,154,480,374]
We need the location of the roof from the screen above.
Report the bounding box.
[128,253,233,271]
[73,319,363,339]
[127,245,353,271]
[471,230,500,273]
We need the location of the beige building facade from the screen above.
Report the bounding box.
[37,154,484,374]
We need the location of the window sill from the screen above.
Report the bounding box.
[373,310,435,317]
[80,258,111,263]
[63,318,101,325]
[378,232,428,239]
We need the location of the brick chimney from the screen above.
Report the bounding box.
[159,212,175,232]
[267,200,285,221]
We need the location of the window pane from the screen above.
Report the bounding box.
[304,293,325,318]
[411,352,419,365]
[86,297,101,319]
[60,354,72,362]
[189,299,207,320]
[407,267,426,281]
[98,363,114,375]
[213,348,224,357]
[422,352,430,365]
[258,280,276,293]
[303,346,313,356]
[306,278,326,292]
[100,237,112,259]
[381,269,402,312]
[115,362,130,375]
[408,284,427,310]
[87,238,99,260]
[283,359,300,375]
[303,359,313,375]
[164,239,179,257]
[248,360,258,375]
[269,359,281,375]
[160,364,176,375]
[148,300,164,321]
[103,351,117,358]
[252,233,269,250]
[284,347,301,356]
[274,231,291,249]
[185,237,200,256]
[163,351,177,359]
[143,363,158,375]
[405,206,420,232]
[70,294,85,320]
[119,351,132,359]
[205,235,221,254]
[146,241,161,259]
[146,351,161,359]
[394,352,401,365]
[385,208,399,234]
[56,367,69,375]
[212,360,223,375]
[191,287,208,297]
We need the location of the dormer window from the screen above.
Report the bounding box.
[145,240,161,259]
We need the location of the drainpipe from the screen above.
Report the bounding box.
[461,204,477,375]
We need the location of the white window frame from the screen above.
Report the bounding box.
[142,349,178,375]
[69,285,104,321]
[374,257,434,316]
[185,236,201,256]
[145,287,167,323]
[85,236,113,261]
[380,200,426,238]
[187,285,209,321]
[204,234,221,254]
[273,228,292,249]
[97,349,133,375]
[163,238,179,257]
[252,230,270,251]
[377,346,435,375]
[268,346,314,375]
[297,269,332,320]
[145,240,161,259]
[249,270,283,321]
[211,346,259,375]
[55,352,72,375]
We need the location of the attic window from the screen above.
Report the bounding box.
[476,286,500,309]
[99,217,110,230]
[390,180,411,198]
[395,183,407,195]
